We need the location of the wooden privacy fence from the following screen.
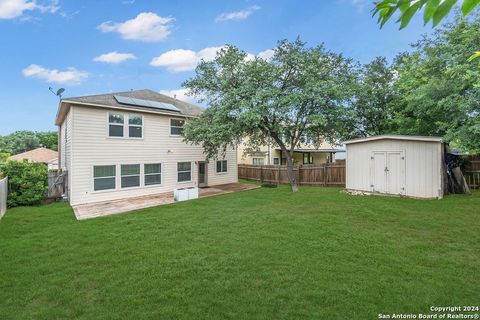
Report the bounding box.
[463,156,480,189]
[238,164,346,186]
[0,177,7,218]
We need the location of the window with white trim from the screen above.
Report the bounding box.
[128,114,143,138]
[144,163,161,186]
[121,164,140,188]
[109,113,124,137]
[252,158,264,166]
[216,160,228,173]
[177,162,192,182]
[273,158,280,165]
[170,119,185,135]
[94,165,116,191]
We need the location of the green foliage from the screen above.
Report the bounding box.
[391,15,480,152]
[0,160,48,207]
[373,0,479,28]
[0,130,58,155]
[182,39,356,190]
[340,57,396,139]
[0,151,9,163]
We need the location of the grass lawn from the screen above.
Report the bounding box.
[0,185,478,319]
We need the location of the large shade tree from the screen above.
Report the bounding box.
[182,39,356,191]
[390,16,480,152]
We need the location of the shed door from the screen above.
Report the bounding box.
[371,152,387,193]
[370,151,405,195]
[386,152,405,195]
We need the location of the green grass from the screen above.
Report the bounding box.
[0,185,478,319]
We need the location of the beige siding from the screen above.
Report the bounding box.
[59,108,72,171]
[237,137,336,165]
[69,105,237,205]
[346,139,442,198]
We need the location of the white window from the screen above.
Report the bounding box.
[216,160,228,173]
[94,165,116,191]
[109,113,124,137]
[177,162,192,182]
[171,119,185,135]
[273,158,280,165]
[144,163,161,186]
[128,114,143,138]
[121,164,140,188]
[252,158,265,166]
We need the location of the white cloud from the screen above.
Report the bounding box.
[22,64,88,85]
[159,88,197,104]
[258,49,274,61]
[151,46,276,72]
[150,46,226,72]
[215,6,260,22]
[0,0,58,19]
[349,0,369,11]
[215,5,260,22]
[97,12,174,42]
[93,51,137,64]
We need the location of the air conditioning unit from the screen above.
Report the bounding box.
[174,187,199,202]
[187,187,198,200]
[174,188,189,201]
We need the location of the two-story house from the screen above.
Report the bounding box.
[55,89,238,206]
[237,135,343,166]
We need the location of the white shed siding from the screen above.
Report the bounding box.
[69,105,237,205]
[346,139,442,198]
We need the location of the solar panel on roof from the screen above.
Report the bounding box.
[114,95,181,113]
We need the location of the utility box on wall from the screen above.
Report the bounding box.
[345,135,444,199]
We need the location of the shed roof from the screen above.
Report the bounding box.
[344,135,443,145]
[275,148,344,153]
[9,147,58,163]
[55,89,204,125]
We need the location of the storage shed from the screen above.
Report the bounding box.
[345,135,444,199]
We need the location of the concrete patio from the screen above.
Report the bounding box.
[72,182,259,220]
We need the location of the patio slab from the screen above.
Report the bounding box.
[72,182,259,220]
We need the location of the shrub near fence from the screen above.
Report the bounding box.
[238,163,346,186]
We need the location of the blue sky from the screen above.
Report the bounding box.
[0,0,431,135]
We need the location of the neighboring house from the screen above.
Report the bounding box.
[55,89,237,206]
[9,147,58,170]
[237,135,343,166]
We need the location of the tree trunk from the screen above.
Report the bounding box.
[268,131,299,192]
[285,152,299,192]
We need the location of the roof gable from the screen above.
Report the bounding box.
[9,147,58,163]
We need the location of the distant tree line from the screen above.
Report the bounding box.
[0,131,58,157]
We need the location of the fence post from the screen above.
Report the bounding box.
[278,165,281,184]
[0,177,8,218]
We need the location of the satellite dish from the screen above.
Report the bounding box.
[48,87,65,99]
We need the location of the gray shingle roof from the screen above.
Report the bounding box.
[63,89,204,117]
